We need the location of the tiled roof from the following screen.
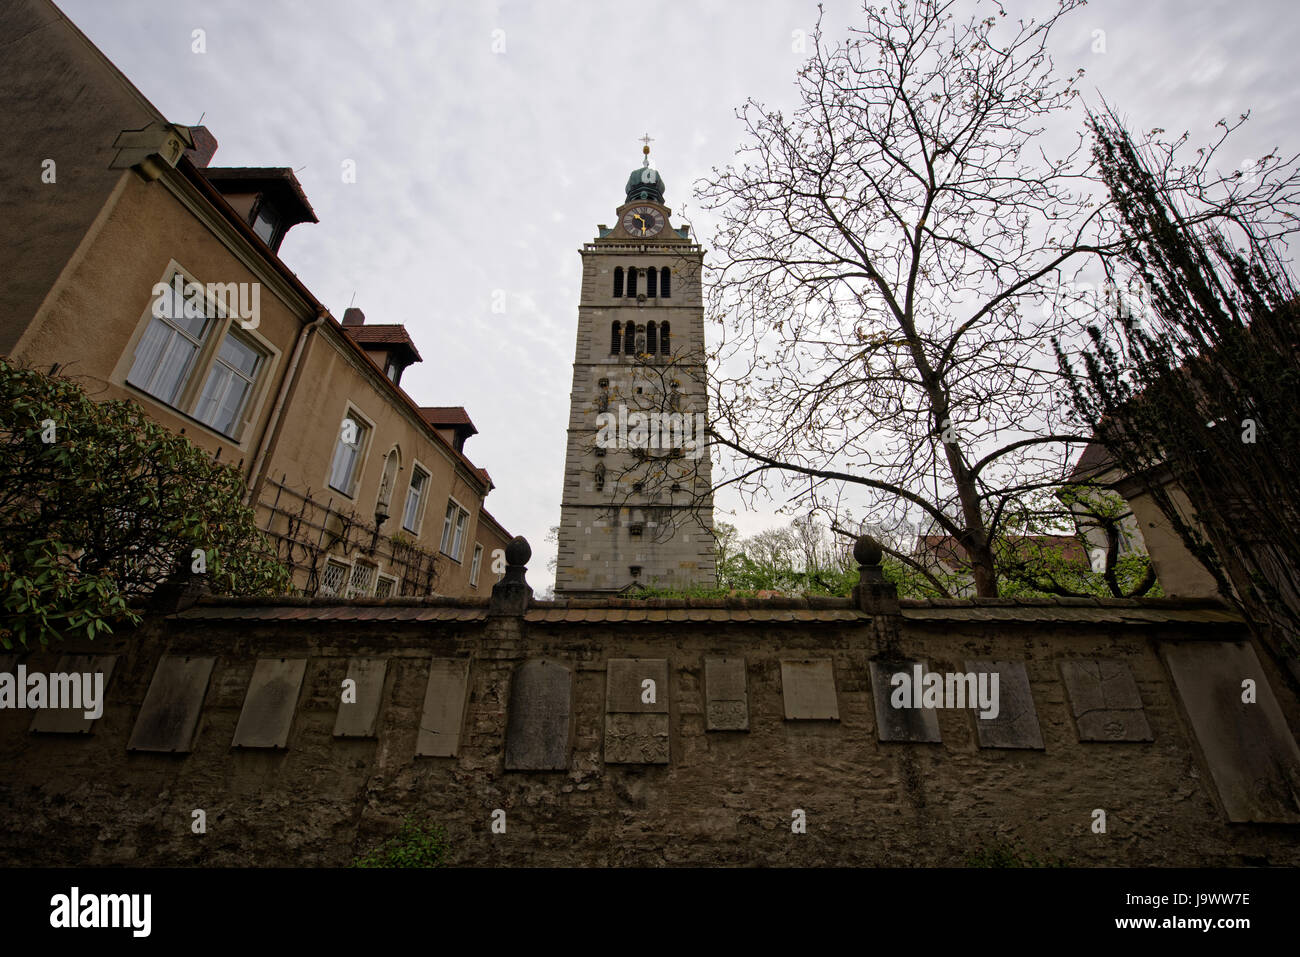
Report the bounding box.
[174,597,488,623]
[343,324,423,362]
[199,166,319,224]
[900,596,1243,624]
[914,534,1089,566]
[420,406,476,430]
[168,596,1239,626]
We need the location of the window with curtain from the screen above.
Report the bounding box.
[328,413,369,495]
[470,544,484,586]
[402,466,428,532]
[194,333,262,437]
[126,279,211,406]
[440,500,469,561]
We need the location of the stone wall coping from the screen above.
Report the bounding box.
[160,593,1242,626]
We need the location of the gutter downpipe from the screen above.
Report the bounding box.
[244,309,326,505]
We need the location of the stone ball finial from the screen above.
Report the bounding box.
[505,535,531,567]
[853,533,883,568]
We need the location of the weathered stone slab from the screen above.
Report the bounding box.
[869,659,941,743]
[333,657,387,738]
[605,712,670,764]
[504,659,572,771]
[963,660,1043,750]
[604,658,671,763]
[780,659,839,720]
[605,658,669,713]
[127,656,215,753]
[29,655,117,734]
[415,658,470,757]
[1163,642,1300,823]
[231,658,306,749]
[1059,659,1153,742]
[704,656,748,731]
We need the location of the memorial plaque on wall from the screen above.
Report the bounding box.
[415,658,471,757]
[780,659,839,721]
[1059,659,1153,742]
[29,655,117,734]
[127,656,216,753]
[504,659,573,771]
[231,658,307,749]
[333,657,388,738]
[869,659,941,743]
[604,658,670,764]
[963,659,1043,749]
[704,656,748,731]
[1163,642,1300,823]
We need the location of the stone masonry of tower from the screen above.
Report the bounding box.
[555,153,717,596]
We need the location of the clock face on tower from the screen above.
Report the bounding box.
[622,205,665,237]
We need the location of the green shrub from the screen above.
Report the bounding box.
[350,818,449,868]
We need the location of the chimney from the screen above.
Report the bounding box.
[184,126,219,168]
[342,308,366,327]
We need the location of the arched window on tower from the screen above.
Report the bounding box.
[623,321,635,354]
[660,267,671,298]
[646,268,657,298]
[659,321,670,354]
[611,321,621,354]
[646,321,657,354]
[613,267,624,298]
[626,267,638,297]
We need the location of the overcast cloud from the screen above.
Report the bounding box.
[57,0,1300,586]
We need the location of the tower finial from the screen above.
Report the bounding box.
[639,133,654,167]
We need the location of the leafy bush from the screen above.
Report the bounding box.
[350,818,449,868]
[1,357,290,648]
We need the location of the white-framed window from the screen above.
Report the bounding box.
[194,332,262,436]
[121,267,274,441]
[126,281,211,405]
[320,558,349,596]
[252,202,281,247]
[402,465,429,533]
[374,573,398,598]
[329,406,371,497]
[346,561,377,598]
[469,543,484,587]
[439,499,469,562]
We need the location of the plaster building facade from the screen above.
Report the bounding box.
[1,0,511,598]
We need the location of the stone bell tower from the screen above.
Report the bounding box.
[554,139,716,597]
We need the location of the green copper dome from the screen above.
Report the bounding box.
[625,164,665,203]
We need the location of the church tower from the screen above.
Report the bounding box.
[554,141,716,597]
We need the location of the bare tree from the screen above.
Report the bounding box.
[697,0,1125,596]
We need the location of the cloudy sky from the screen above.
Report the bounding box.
[59,0,1298,587]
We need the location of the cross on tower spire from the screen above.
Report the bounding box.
[639,133,654,167]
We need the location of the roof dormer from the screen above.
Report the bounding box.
[199,165,318,253]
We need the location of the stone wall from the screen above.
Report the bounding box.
[3,564,1299,867]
